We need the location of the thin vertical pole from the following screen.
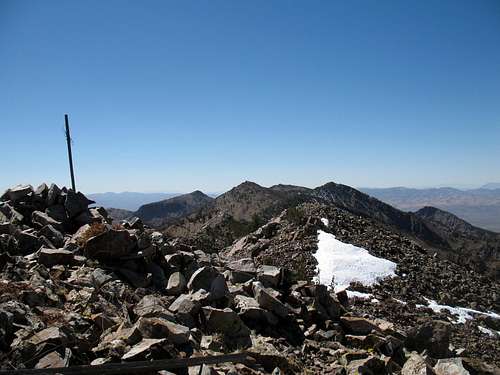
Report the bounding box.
[65,114,76,191]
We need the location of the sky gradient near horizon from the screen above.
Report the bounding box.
[1,0,499,193]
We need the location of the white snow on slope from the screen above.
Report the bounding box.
[314,223,397,292]
[417,298,500,324]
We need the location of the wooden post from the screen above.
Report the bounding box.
[65,114,76,191]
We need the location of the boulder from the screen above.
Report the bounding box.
[38,248,74,267]
[34,183,49,199]
[187,266,228,300]
[119,268,152,288]
[39,225,64,248]
[257,265,281,288]
[121,338,166,361]
[187,266,219,292]
[0,203,24,223]
[2,184,33,202]
[35,350,70,369]
[340,316,380,336]
[84,229,136,260]
[253,282,292,318]
[227,258,257,274]
[434,358,470,375]
[406,320,451,359]
[202,307,251,348]
[402,353,435,375]
[15,230,42,254]
[234,295,278,326]
[45,205,68,223]
[136,317,190,345]
[64,190,93,218]
[168,291,207,328]
[346,356,385,375]
[32,211,62,231]
[46,184,61,206]
[165,272,187,295]
[134,295,174,321]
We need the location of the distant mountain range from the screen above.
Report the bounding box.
[105,191,215,228]
[87,192,179,211]
[360,186,500,232]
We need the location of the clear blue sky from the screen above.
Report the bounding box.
[1,0,499,193]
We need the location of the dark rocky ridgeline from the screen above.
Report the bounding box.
[165,181,499,278]
[134,190,214,228]
[1,183,499,374]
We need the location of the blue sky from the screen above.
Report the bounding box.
[1,0,499,193]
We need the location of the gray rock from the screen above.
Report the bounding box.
[136,317,190,345]
[119,268,152,288]
[45,205,68,223]
[47,184,61,206]
[165,272,187,295]
[168,291,208,327]
[134,295,175,321]
[91,268,114,288]
[34,183,48,199]
[346,356,385,375]
[234,294,278,326]
[340,316,380,336]
[39,225,64,248]
[257,265,281,288]
[84,229,136,260]
[402,353,435,375]
[121,338,166,361]
[253,282,292,319]
[187,266,220,293]
[64,190,93,218]
[227,257,257,274]
[38,248,74,267]
[202,306,251,347]
[32,211,62,231]
[15,230,42,254]
[0,203,24,224]
[406,320,451,359]
[434,358,469,375]
[2,184,33,202]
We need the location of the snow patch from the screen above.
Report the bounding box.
[314,224,397,292]
[417,298,500,324]
[478,326,499,337]
[346,290,373,300]
[320,218,329,226]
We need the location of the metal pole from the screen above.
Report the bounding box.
[65,114,76,191]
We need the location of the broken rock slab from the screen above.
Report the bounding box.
[136,317,190,345]
[165,271,187,296]
[401,353,435,375]
[202,306,251,348]
[38,248,74,267]
[2,184,33,202]
[340,316,380,336]
[434,358,470,375]
[32,211,63,231]
[257,265,281,288]
[253,282,292,319]
[121,338,166,361]
[84,229,136,260]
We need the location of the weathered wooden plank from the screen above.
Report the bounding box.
[0,353,250,375]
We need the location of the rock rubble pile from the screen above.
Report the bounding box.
[0,184,498,374]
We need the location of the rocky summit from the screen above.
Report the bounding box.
[0,182,498,374]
